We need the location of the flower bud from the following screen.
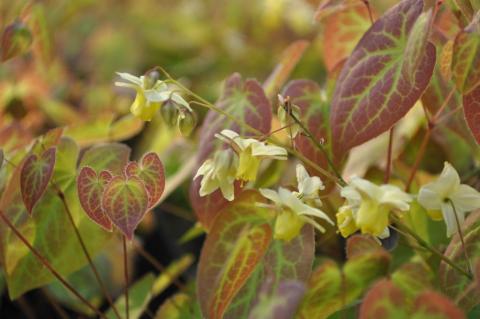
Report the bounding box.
[143,69,160,89]
[160,99,179,126]
[1,21,33,61]
[177,108,197,137]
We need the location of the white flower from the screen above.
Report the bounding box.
[260,187,334,241]
[115,72,190,121]
[194,149,238,201]
[294,164,324,207]
[215,129,287,182]
[418,162,480,237]
[338,177,411,238]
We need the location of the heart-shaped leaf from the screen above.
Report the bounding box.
[330,0,436,157]
[80,143,131,175]
[125,152,165,209]
[77,167,113,231]
[102,175,149,240]
[20,147,56,214]
[190,73,272,230]
[463,81,480,144]
[197,191,272,319]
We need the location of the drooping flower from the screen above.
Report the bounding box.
[337,177,411,238]
[294,163,324,207]
[115,72,190,121]
[418,162,480,237]
[259,187,334,241]
[194,149,238,201]
[215,129,288,183]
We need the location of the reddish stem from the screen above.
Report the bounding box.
[384,127,395,183]
[123,236,130,319]
[0,210,106,318]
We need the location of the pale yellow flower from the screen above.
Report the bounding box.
[418,162,480,237]
[260,187,334,241]
[215,129,287,183]
[194,149,238,201]
[338,177,411,238]
[115,72,190,121]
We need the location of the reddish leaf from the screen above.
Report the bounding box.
[321,5,372,73]
[463,84,480,144]
[282,80,330,177]
[77,167,113,231]
[314,0,360,22]
[20,147,56,214]
[101,175,149,240]
[358,279,407,319]
[190,73,271,230]
[413,291,466,319]
[125,152,165,209]
[0,149,3,170]
[330,0,436,158]
[1,20,33,61]
[197,191,272,319]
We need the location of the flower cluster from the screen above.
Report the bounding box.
[260,164,333,241]
[115,71,197,135]
[195,129,288,201]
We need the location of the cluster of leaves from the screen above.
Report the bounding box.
[2,0,480,319]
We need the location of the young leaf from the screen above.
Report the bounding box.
[462,84,480,144]
[190,73,272,230]
[77,167,113,231]
[358,279,408,319]
[102,175,149,240]
[80,143,131,175]
[452,30,480,94]
[412,291,466,319]
[197,191,272,319]
[330,0,436,158]
[125,152,165,209]
[20,147,56,214]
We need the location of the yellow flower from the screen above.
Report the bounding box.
[418,162,480,237]
[259,186,333,242]
[338,177,411,238]
[294,163,324,207]
[215,129,287,183]
[194,149,238,201]
[115,72,190,121]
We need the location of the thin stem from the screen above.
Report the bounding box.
[0,210,107,318]
[391,218,472,280]
[56,191,122,319]
[133,241,185,290]
[448,199,473,275]
[431,87,456,123]
[41,289,70,319]
[16,296,35,319]
[284,104,347,186]
[159,66,343,184]
[405,126,431,192]
[361,0,374,24]
[123,236,130,319]
[384,127,394,183]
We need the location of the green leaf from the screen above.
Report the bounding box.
[20,147,56,214]
[102,175,149,240]
[0,137,114,298]
[452,30,480,95]
[197,191,272,319]
[79,143,131,176]
[105,273,156,319]
[439,212,480,311]
[151,254,194,295]
[330,0,436,157]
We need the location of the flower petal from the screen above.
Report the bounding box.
[418,187,442,211]
[441,201,465,237]
[259,188,281,205]
[450,184,480,213]
[116,72,143,86]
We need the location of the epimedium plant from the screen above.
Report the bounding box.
[2,0,480,319]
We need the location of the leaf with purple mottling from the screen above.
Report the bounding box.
[190,73,272,230]
[20,147,56,215]
[330,0,436,157]
[125,152,165,209]
[77,167,113,231]
[102,175,148,240]
[197,191,272,319]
